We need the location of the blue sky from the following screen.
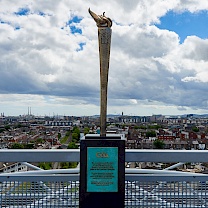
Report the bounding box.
[156,10,208,43]
[67,16,82,34]
[0,0,208,116]
[14,8,30,16]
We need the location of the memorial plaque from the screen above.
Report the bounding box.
[87,147,118,192]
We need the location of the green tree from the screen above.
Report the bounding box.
[60,162,69,169]
[4,125,10,130]
[36,138,44,144]
[84,127,90,135]
[68,141,78,149]
[10,143,24,149]
[139,125,147,130]
[192,126,199,132]
[146,131,156,137]
[60,162,78,169]
[148,125,162,130]
[58,132,61,139]
[72,127,80,139]
[153,139,165,149]
[38,162,52,170]
[72,133,79,142]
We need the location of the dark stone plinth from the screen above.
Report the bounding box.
[79,135,125,208]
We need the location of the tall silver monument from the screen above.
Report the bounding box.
[88,8,112,137]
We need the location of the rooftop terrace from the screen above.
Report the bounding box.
[1,149,208,207]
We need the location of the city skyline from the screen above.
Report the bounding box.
[1,107,208,118]
[0,1,208,116]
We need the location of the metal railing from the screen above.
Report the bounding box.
[1,149,208,207]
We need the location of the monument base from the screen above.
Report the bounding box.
[79,135,125,208]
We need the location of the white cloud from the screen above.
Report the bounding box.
[0,0,208,116]
[176,0,208,12]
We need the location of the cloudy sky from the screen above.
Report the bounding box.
[0,0,208,116]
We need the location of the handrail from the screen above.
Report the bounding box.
[0,149,208,162]
[0,149,80,162]
[125,149,208,162]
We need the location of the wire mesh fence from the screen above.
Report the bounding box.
[1,150,208,207]
[1,177,208,207]
[125,180,208,207]
[0,180,79,208]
